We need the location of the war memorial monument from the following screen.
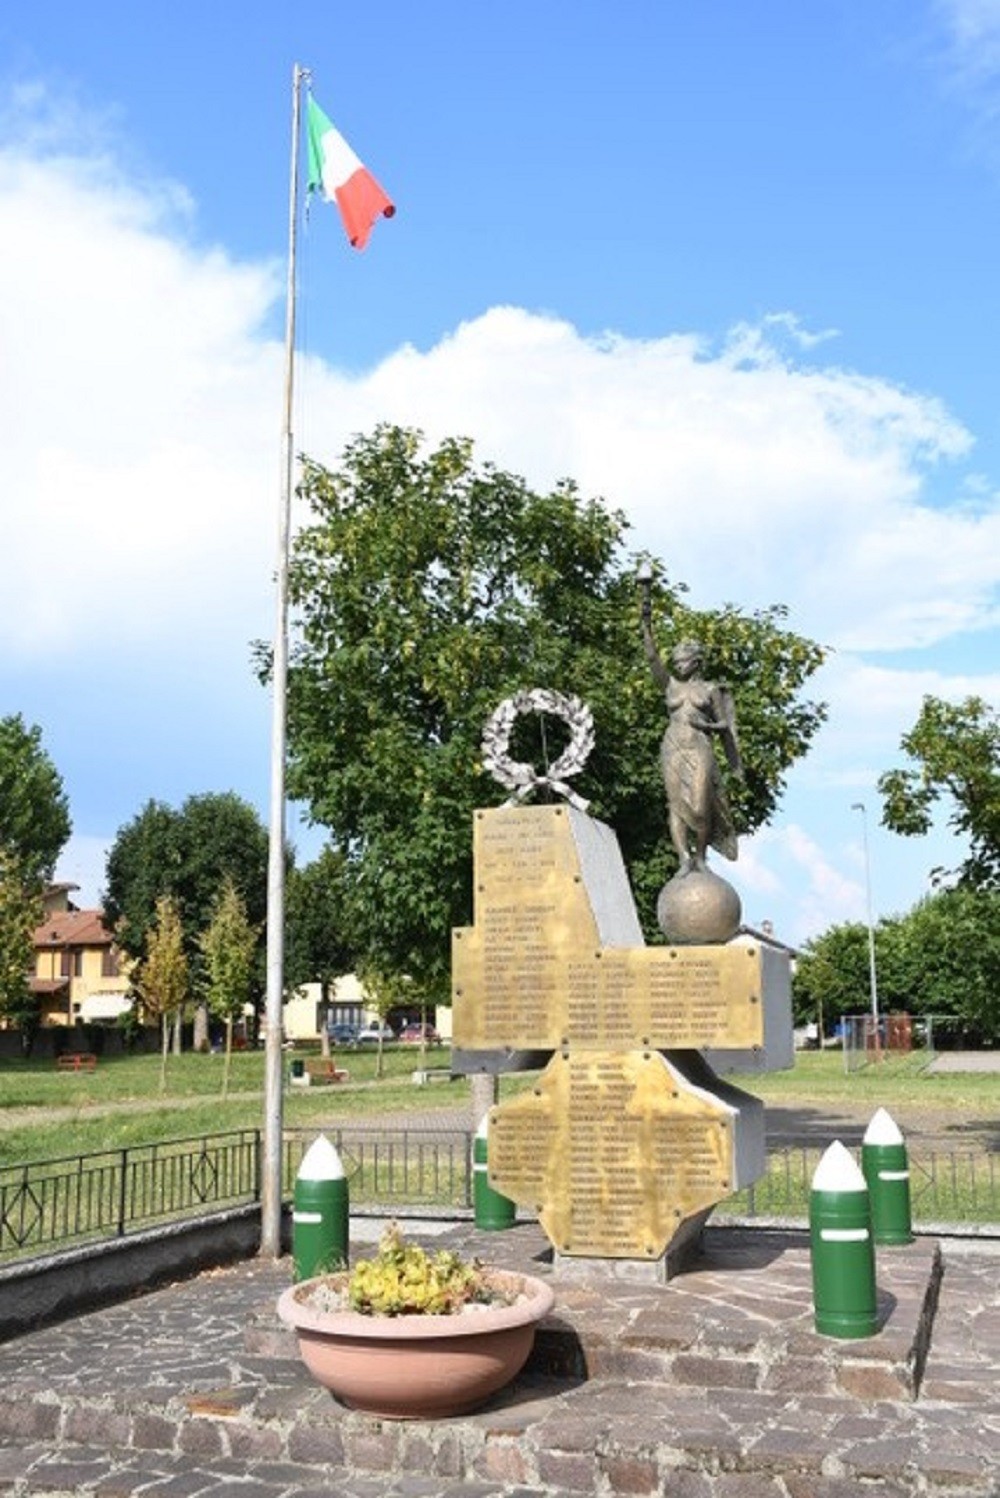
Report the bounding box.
[452,575,794,1277]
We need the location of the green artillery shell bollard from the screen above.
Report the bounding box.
[863,1107,914,1246]
[810,1139,878,1339]
[293,1135,348,1281]
[473,1114,516,1231]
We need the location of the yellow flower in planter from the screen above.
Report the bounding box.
[347,1222,500,1316]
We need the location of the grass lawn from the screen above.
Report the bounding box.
[0,1047,995,1167]
[742,1049,999,1117]
[0,1044,465,1165]
[1,1048,995,1231]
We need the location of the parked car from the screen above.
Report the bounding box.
[355,1022,396,1045]
[399,1023,442,1046]
[326,1022,358,1047]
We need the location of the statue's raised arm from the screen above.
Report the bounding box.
[639,570,671,691]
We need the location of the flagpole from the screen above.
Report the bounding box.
[261,60,308,1259]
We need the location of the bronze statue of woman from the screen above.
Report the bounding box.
[639,581,742,876]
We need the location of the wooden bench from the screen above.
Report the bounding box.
[411,1067,456,1086]
[56,1053,97,1073]
[302,1058,350,1085]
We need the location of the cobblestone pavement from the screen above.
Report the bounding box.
[0,1224,997,1497]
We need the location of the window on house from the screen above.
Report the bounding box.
[101,949,120,978]
[60,950,83,978]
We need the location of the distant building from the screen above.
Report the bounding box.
[735,919,801,961]
[283,975,452,1043]
[283,974,368,1042]
[25,884,132,1026]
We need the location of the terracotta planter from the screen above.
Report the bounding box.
[277,1268,555,1419]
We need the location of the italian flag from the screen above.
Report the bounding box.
[306,97,395,250]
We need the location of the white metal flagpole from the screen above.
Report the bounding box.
[261,61,308,1258]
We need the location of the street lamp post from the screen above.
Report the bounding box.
[851,801,880,1055]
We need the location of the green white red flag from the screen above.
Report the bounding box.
[306,96,395,249]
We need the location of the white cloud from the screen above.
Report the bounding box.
[938,0,1000,70]
[300,304,994,655]
[933,0,1000,151]
[4,128,994,674]
[0,137,283,665]
[793,655,1000,789]
[4,97,999,944]
[736,823,865,945]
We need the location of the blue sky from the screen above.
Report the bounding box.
[2,1,998,949]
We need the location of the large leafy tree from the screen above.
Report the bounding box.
[285,846,356,1057]
[272,425,827,992]
[878,695,1000,889]
[104,791,268,1047]
[0,849,44,1038]
[891,887,1000,1044]
[793,888,1000,1045]
[790,921,873,1033]
[0,714,71,882]
[0,715,71,1033]
[105,792,269,968]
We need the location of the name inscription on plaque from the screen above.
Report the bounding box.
[488,1051,737,1259]
[453,808,764,1052]
[453,804,777,1261]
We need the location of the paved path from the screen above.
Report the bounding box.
[0,1223,997,1496]
[928,1050,1000,1073]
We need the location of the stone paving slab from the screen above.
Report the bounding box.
[253,1222,942,1400]
[0,1225,996,1496]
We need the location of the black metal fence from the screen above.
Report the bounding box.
[1,1130,997,1264]
[283,1127,473,1210]
[0,1127,473,1264]
[0,1131,260,1261]
[724,1145,1000,1226]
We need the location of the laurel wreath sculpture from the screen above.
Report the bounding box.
[481,689,595,811]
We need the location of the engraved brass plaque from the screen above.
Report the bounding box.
[488,1051,738,1259]
[453,807,765,1052]
[454,805,778,1262]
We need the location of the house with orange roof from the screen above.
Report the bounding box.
[25,884,132,1027]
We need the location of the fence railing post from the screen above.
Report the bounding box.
[463,1130,473,1208]
[117,1147,128,1237]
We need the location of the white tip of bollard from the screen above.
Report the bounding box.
[863,1107,904,1147]
[297,1135,346,1181]
[476,1115,489,1141]
[812,1139,867,1193]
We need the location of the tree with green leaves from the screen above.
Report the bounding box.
[138,894,189,1091]
[791,921,874,1035]
[0,849,44,1043]
[793,887,1000,1046]
[0,715,71,1036]
[0,714,71,883]
[285,846,356,1058]
[200,878,259,1095]
[878,695,1000,889]
[105,792,269,963]
[104,791,269,1046]
[891,887,1000,1044]
[354,963,404,1080]
[266,424,826,995]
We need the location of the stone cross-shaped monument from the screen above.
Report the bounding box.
[452,680,793,1279]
